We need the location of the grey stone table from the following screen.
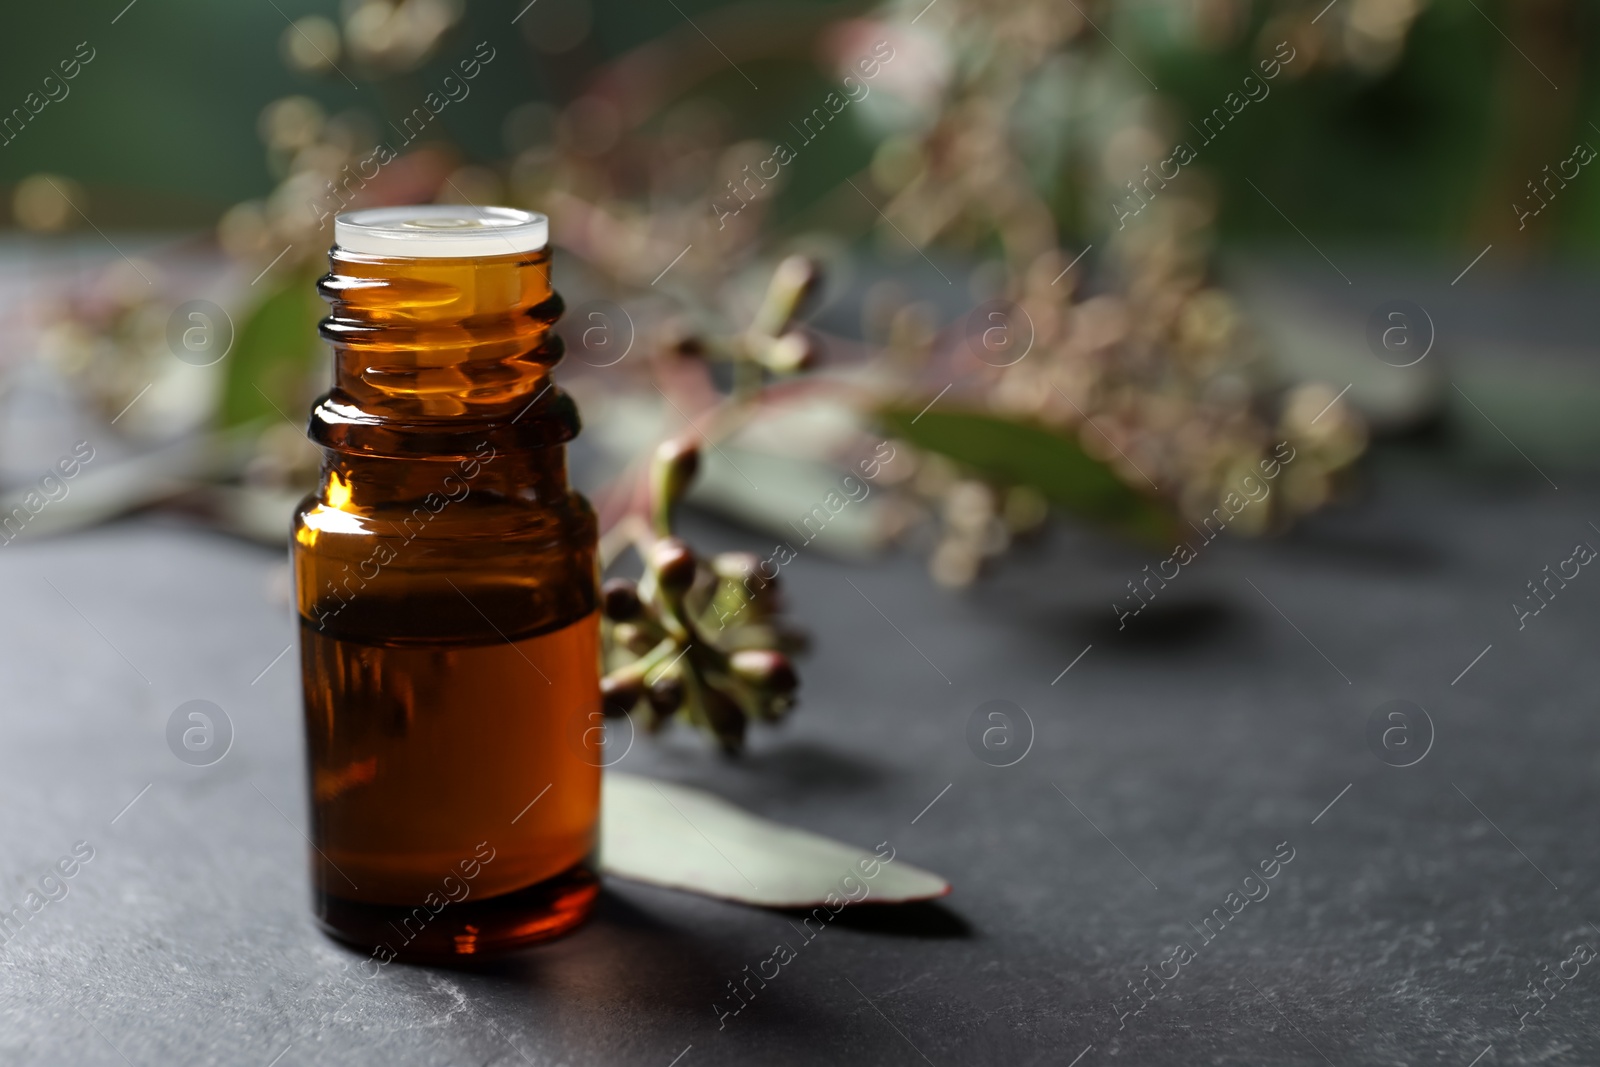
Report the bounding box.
[2,452,1598,1066]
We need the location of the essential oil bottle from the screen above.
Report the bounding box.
[292,205,601,959]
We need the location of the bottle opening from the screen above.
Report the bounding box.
[334,205,549,258]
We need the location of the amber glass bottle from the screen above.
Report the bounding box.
[292,206,601,960]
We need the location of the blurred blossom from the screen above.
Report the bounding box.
[929,477,1015,587]
[930,537,983,587]
[216,201,274,261]
[269,170,331,246]
[869,135,924,195]
[1253,0,1429,78]
[92,0,1388,598]
[33,255,230,445]
[343,0,463,73]
[1258,14,1319,77]
[822,18,949,114]
[1281,382,1368,470]
[1103,116,1169,186]
[258,97,325,155]
[281,16,343,75]
[849,0,1373,584]
[1345,0,1428,73]
[13,174,81,233]
[227,87,453,279]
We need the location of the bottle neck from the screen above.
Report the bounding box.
[308,245,575,462]
[320,447,569,511]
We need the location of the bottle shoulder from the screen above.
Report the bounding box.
[292,486,598,642]
[294,486,595,548]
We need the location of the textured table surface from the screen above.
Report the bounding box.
[1,454,1597,1067]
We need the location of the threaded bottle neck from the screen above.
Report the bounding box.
[309,245,576,460]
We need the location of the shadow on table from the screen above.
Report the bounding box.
[784,898,973,939]
[1073,600,1240,650]
[399,887,969,1036]
[416,890,732,1009]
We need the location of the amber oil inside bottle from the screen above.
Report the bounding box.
[292,207,601,960]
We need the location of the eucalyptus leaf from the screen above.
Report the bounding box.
[219,272,324,428]
[879,406,1174,543]
[601,772,949,908]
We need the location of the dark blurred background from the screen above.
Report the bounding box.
[4,0,1595,247]
[1,0,1597,572]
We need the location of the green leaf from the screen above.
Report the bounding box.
[879,406,1174,544]
[601,772,949,908]
[218,270,325,428]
